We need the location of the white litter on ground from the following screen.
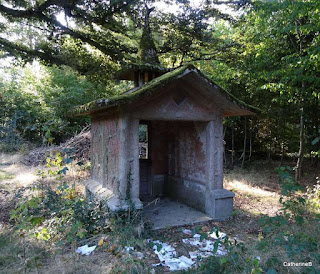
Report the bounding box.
[124,246,145,260]
[182,237,227,256]
[134,251,144,260]
[149,240,195,271]
[209,229,227,240]
[149,229,228,271]
[182,229,193,236]
[76,245,96,255]
[189,251,213,259]
[125,246,134,252]
[182,229,226,240]
[150,240,177,261]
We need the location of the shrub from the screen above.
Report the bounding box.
[306,177,320,213]
[10,182,107,244]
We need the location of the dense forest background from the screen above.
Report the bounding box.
[0,0,319,180]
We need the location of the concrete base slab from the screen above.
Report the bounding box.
[143,198,213,230]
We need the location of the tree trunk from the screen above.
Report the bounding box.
[280,142,284,166]
[315,96,319,166]
[267,118,271,161]
[231,126,234,170]
[249,119,252,162]
[241,117,247,169]
[268,130,272,161]
[223,126,227,167]
[295,25,306,181]
[295,106,305,181]
[280,119,286,166]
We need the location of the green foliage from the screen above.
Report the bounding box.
[198,233,265,274]
[9,148,145,253]
[10,151,107,244]
[0,229,51,273]
[0,0,242,75]
[200,0,320,164]
[306,177,320,212]
[256,166,319,272]
[0,62,118,150]
[1,0,318,165]
[10,182,107,244]
[203,165,319,273]
[139,124,147,143]
[312,129,320,156]
[0,0,319,166]
[0,67,46,150]
[275,166,306,221]
[0,0,137,79]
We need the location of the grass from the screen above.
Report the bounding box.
[0,158,319,273]
[256,221,320,273]
[224,165,281,217]
[0,228,123,274]
[0,228,51,274]
[0,170,15,191]
[0,170,14,181]
[220,161,320,273]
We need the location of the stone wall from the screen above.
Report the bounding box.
[91,115,120,192]
[168,121,207,184]
[166,121,208,211]
[87,86,234,218]
[149,120,209,211]
[149,118,234,219]
[88,114,142,210]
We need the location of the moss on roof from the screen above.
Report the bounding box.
[138,27,160,65]
[72,64,259,116]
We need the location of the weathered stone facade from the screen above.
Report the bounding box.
[87,115,142,211]
[78,65,255,220]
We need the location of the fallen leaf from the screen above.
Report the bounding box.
[108,245,117,253]
[201,226,210,233]
[98,238,104,246]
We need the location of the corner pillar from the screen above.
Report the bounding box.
[205,117,234,220]
[107,115,142,211]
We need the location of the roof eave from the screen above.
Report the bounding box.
[71,64,259,117]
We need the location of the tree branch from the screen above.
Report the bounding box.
[0,3,134,59]
[212,0,251,8]
[0,36,64,65]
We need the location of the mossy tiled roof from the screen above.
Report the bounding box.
[72,64,259,116]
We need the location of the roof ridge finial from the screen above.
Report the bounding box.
[138,3,160,65]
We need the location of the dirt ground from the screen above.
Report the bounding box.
[0,154,319,273]
[0,153,38,227]
[0,153,39,189]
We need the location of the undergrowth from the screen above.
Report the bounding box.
[6,150,147,273]
[200,166,320,273]
[4,149,320,273]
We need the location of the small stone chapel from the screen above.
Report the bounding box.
[75,9,255,220]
